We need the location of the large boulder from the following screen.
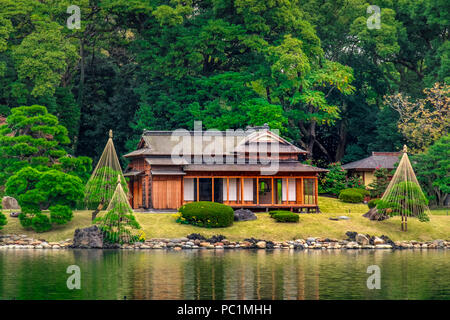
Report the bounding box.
[356,233,370,245]
[363,208,389,221]
[234,209,257,221]
[71,225,104,248]
[2,196,20,210]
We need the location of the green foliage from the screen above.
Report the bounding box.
[339,190,363,203]
[345,175,365,189]
[0,209,6,230]
[412,135,450,207]
[178,201,234,228]
[84,167,128,210]
[368,199,379,209]
[95,201,141,244]
[18,213,32,228]
[31,213,52,233]
[341,188,370,197]
[320,162,347,195]
[0,105,92,189]
[5,167,84,232]
[270,211,299,223]
[49,205,73,225]
[368,167,391,198]
[0,0,448,171]
[377,181,430,222]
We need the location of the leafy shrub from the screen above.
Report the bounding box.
[50,205,73,225]
[320,162,347,195]
[376,181,430,222]
[31,213,52,233]
[341,188,370,197]
[272,212,299,223]
[269,210,292,217]
[368,199,379,209]
[346,175,364,189]
[368,167,390,198]
[0,211,6,230]
[5,167,83,232]
[178,201,234,228]
[339,190,364,203]
[18,212,33,228]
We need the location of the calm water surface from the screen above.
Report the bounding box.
[0,249,448,300]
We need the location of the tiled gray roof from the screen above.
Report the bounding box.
[342,153,401,170]
[124,129,307,157]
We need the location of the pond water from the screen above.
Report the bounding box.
[0,249,448,300]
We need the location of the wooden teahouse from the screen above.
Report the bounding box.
[124,125,327,211]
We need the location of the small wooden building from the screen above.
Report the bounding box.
[124,126,327,211]
[342,152,402,186]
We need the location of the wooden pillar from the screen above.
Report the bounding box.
[197,177,199,202]
[227,178,229,203]
[145,170,150,208]
[315,177,318,205]
[271,178,274,205]
[300,178,304,205]
[181,177,184,206]
[256,177,259,205]
[241,177,244,204]
[212,177,215,202]
[287,178,289,203]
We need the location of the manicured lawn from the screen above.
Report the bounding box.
[1,197,449,242]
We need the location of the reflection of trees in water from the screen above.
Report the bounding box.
[1,250,449,299]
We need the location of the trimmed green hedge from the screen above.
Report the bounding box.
[178,201,234,228]
[341,188,370,197]
[339,190,364,203]
[271,211,299,223]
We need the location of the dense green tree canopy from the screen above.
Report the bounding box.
[0,0,447,200]
[0,105,92,192]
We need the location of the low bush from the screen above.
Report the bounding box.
[341,188,370,197]
[31,213,52,233]
[0,211,6,230]
[339,190,364,203]
[368,199,379,209]
[272,211,299,223]
[178,201,234,228]
[50,205,73,225]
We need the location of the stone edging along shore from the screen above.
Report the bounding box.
[0,233,448,250]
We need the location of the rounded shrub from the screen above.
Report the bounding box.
[31,213,52,233]
[341,188,370,197]
[178,201,234,228]
[368,199,379,209]
[19,212,33,228]
[272,212,299,223]
[50,205,73,225]
[0,211,6,230]
[339,190,363,203]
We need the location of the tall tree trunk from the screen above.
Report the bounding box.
[75,39,85,155]
[77,40,85,106]
[335,101,348,162]
[306,120,316,159]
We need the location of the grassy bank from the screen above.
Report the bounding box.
[1,197,449,242]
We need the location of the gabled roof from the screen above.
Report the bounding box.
[234,130,306,154]
[342,152,402,170]
[124,127,307,158]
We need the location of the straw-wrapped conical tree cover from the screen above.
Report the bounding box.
[84,130,128,211]
[376,145,430,231]
[95,178,141,244]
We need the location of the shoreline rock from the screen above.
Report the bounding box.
[0,233,448,251]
